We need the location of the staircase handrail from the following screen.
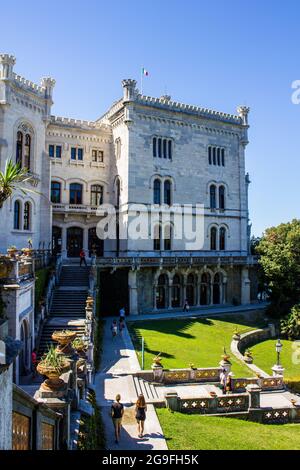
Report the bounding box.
[55,254,63,284]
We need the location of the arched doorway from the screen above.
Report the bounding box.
[19,320,29,376]
[171,274,181,308]
[213,273,222,304]
[88,227,104,257]
[186,273,196,306]
[67,227,83,257]
[52,226,62,256]
[156,274,168,309]
[200,273,211,305]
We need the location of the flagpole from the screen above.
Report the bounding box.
[140,67,143,95]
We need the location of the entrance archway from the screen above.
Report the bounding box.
[67,227,83,257]
[156,274,168,309]
[88,227,104,257]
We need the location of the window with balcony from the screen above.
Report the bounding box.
[92,149,104,163]
[69,183,83,204]
[71,148,83,161]
[51,182,61,203]
[91,184,103,206]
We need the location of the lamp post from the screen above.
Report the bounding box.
[276,338,282,366]
[272,338,284,377]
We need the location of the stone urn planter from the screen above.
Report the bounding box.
[37,346,71,391]
[7,247,18,258]
[244,350,253,364]
[151,354,164,382]
[72,338,88,357]
[52,330,77,355]
[21,248,33,257]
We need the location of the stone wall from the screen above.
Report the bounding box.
[0,365,13,449]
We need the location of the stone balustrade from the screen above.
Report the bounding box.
[135,367,221,384]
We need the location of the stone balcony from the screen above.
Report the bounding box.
[96,254,259,269]
[52,203,99,214]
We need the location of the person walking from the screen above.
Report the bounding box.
[183,299,190,313]
[111,394,124,444]
[111,320,118,338]
[31,348,38,378]
[79,248,87,267]
[119,318,125,336]
[135,393,147,438]
[219,368,228,395]
[119,306,126,321]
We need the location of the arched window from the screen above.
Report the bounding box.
[23,202,31,230]
[210,227,217,250]
[163,139,167,158]
[164,180,171,205]
[153,224,161,251]
[213,273,221,304]
[69,183,83,204]
[153,137,157,157]
[210,185,216,209]
[219,227,226,251]
[168,140,172,160]
[172,274,181,308]
[164,225,172,251]
[158,138,162,158]
[219,185,225,210]
[24,134,31,169]
[14,200,21,230]
[156,274,168,309]
[200,273,211,305]
[16,131,23,166]
[91,184,103,206]
[153,179,161,204]
[51,181,61,203]
[186,273,196,306]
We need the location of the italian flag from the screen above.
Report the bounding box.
[142,67,149,76]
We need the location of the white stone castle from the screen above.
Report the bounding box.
[0,54,257,315]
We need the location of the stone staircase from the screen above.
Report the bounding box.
[37,264,90,359]
[133,376,161,404]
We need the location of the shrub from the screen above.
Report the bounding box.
[285,377,300,394]
[280,304,300,340]
[35,267,50,310]
[77,389,106,450]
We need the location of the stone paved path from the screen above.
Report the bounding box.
[93,319,168,451]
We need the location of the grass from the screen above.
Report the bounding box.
[156,410,300,450]
[128,315,266,377]
[251,339,300,379]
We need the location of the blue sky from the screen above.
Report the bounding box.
[1,0,299,236]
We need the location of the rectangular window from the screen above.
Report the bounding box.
[158,138,162,158]
[92,149,104,162]
[221,148,225,166]
[78,148,83,161]
[49,145,54,158]
[168,140,172,160]
[56,146,62,158]
[163,139,167,158]
[71,147,76,160]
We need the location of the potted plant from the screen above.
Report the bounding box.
[244,349,253,363]
[72,337,88,353]
[152,353,163,369]
[52,329,77,355]
[21,247,33,257]
[209,391,217,397]
[232,327,241,341]
[37,345,70,390]
[7,245,18,258]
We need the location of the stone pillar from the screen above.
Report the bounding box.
[61,226,67,259]
[153,286,157,311]
[165,392,179,412]
[128,270,138,315]
[241,267,251,305]
[246,384,261,408]
[271,365,285,377]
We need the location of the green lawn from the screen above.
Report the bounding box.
[251,339,300,379]
[156,410,300,450]
[128,315,265,377]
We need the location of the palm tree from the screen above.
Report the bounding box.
[0,159,39,209]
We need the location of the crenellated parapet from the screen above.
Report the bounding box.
[50,115,111,132]
[0,54,16,80]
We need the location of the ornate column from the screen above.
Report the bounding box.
[128,270,138,315]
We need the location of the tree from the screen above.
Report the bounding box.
[281,304,300,340]
[256,219,300,317]
[0,159,37,209]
